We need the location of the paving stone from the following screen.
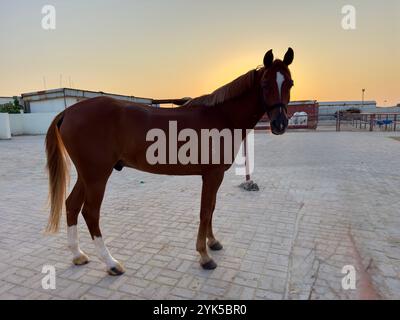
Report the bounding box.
[0,133,399,299]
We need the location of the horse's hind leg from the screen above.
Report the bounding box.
[207,200,223,251]
[81,171,125,276]
[197,170,224,270]
[66,177,89,265]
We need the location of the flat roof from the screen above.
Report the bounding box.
[21,88,151,100]
[289,100,318,105]
[21,88,154,104]
[319,101,376,106]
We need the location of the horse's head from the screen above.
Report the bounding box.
[261,48,294,135]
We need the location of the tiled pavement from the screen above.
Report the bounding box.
[0,131,399,300]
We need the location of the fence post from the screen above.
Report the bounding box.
[385,115,389,131]
[369,114,375,132]
[336,113,340,132]
[244,135,251,182]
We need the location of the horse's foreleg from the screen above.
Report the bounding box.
[197,170,224,270]
[81,176,125,276]
[66,178,89,265]
[207,200,223,251]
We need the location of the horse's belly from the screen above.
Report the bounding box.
[127,161,203,176]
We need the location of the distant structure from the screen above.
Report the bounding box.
[256,100,319,130]
[0,97,13,105]
[318,101,400,120]
[319,101,376,120]
[374,105,400,113]
[20,88,158,113]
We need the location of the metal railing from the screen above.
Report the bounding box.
[256,113,400,132]
[335,113,400,132]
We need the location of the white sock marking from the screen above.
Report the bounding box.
[93,237,119,269]
[67,225,85,259]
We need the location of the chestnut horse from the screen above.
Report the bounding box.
[45,49,294,275]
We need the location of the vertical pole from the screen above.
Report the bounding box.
[336,112,339,131]
[362,89,365,108]
[385,114,388,131]
[244,135,251,182]
[394,115,397,132]
[370,114,374,132]
[63,88,67,109]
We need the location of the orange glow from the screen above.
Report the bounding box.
[0,1,398,106]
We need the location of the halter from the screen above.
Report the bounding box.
[260,81,288,115]
[259,66,293,115]
[270,103,287,114]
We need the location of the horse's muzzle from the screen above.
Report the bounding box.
[270,122,286,135]
[270,104,288,135]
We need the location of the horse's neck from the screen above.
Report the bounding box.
[220,85,265,130]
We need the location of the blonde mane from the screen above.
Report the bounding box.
[184,69,257,107]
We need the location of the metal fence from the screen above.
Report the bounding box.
[335,113,400,132]
[256,113,400,132]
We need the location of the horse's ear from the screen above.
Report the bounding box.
[283,47,294,66]
[263,50,274,68]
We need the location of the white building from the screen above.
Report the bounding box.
[0,97,13,105]
[21,88,157,113]
[319,101,377,119]
[0,89,159,138]
[317,101,400,121]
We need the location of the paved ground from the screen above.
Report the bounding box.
[0,131,399,300]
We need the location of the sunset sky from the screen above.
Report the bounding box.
[0,0,399,106]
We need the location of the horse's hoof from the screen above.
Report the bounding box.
[73,254,89,266]
[208,241,223,251]
[201,259,217,270]
[107,263,125,276]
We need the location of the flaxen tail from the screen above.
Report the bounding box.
[45,111,69,233]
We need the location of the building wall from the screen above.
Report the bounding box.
[30,97,79,113]
[22,88,155,113]
[0,97,13,105]
[0,113,11,139]
[318,101,400,121]
[9,113,57,135]
[28,96,155,113]
[8,114,24,135]
[289,103,319,129]
[318,101,376,120]
[370,106,400,113]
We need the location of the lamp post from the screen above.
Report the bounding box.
[362,89,365,107]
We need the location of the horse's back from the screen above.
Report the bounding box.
[59,97,147,170]
[65,96,147,118]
